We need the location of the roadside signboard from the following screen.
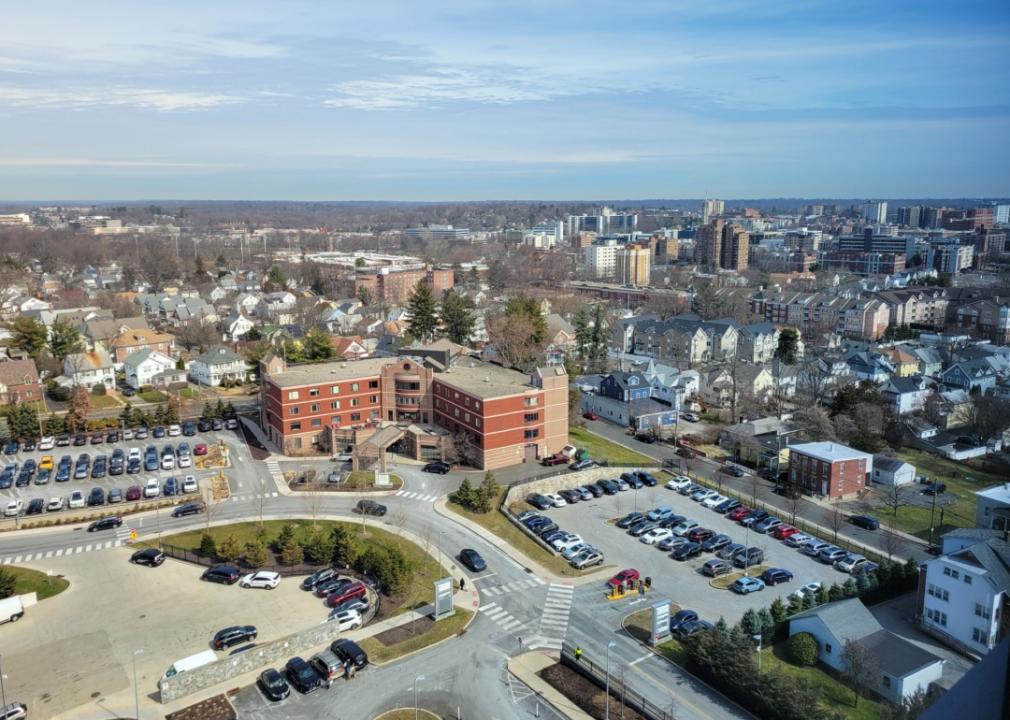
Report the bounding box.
[433,577,455,620]
[651,600,671,645]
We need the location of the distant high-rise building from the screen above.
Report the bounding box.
[721,223,750,271]
[695,219,724,269]
[896,205,928,228]
[404,224,471,242]
[584,240,620,279]
[862,201,888,224]
[995,204,1010,225]
[701,199,724,224]
[615,244,651,286]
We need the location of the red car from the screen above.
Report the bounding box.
[582,411,599,421]
[773,524,800,540]
[608,568,640,588]
[727,506,752,521]
[326,581,367,608]
[688,528,714,543]
[194,443,208,456]
[126,485,142,501]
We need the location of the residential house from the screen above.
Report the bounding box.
[64,349,115,390]
[881,346,920,377]
[108,327,176,366]
[910,346,944,378]
[235,292,261,315]
[330,336,370,361]
[941,357,1000,394]
[630,314,739,366]
[975,484,1010,532]
[871,456,916,486]
[788,441,873,498]
[700,367,735,407]
[81,316,149,352]
[0,359,43,405]
[881,375,931,415]
[545,313,576,365]
[123,349,179,389]
[926,389,974,430]
[187,346,248,387]
[736,322,780,363]
[955,299,1010,344]
[719,416,798,474]
[221,311,255,341]
[917,533,1010,656]
[259,291,298,323]
[874,288,949,329]
[733,364,776,405]
[790,598,944,704]
[839,297,890,340]
[844,351,893,383]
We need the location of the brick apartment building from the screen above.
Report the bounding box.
[354,265,455,305]
[259,347,568,470]
[787,442,873,499]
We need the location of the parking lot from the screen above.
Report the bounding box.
[0,547,328,718]
[528,472,861,623]
[1,424,241,519]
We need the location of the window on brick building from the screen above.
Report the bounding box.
[290,407,300,415]
[311,419,321,428]
[288,391,300,400]
[309,388,319,397]
[351,383,359,391]
[310,403,318,412]
[369,380,379,389]
[290,421,301,431]
[350,413,361,421]
[330,401,341,410]
[330,385,340,394]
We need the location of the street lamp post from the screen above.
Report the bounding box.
[413,674,425,720]
[605,641,616,720]
[133,649,144,720]
[0,652,8,709]
[753,634,762,672]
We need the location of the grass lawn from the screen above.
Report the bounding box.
[446,489,590,577]
[878,448,1006,539]
[374,710,441,720]
[178,387,197,400]
[138,390,168,403]
[761,644,882,720]
[342,471,403,491]
[358,609,472,664]
[157,519,446,615]
[569,427,654,466]
[90,394,122,409]
[3,565,70,600]
[623,607,689,665]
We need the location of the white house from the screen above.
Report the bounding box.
[122,349,177,389]
[918,533,1010,656]
[188,346,247,387]
[63,349,115,390]
[790,598,944,704]
[881,376,931,416]
[871,456,916,486]
[222,312,255,341]
[975,484,1010,531]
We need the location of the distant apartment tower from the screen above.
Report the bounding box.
[355,265,454,305]
[721,223,750,271]
[936,244,974,274]
[862,201,888,224]
[615,244,651,286]
[941,207,995,232]
[584,240,620,280]
[996,204,1010,225]
[896,205,926,229]
[701,199,724,224]
[566,211,637,237]
[524,221,563,249]
[404,224,471,242]
[695,219,724,268]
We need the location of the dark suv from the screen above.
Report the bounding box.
[172,501,205,518]
[213,625,257,649]
[130,548,165,567]
[285,656,324,693]
[422,461,451,474]
[88,516,123,532]
[331,638,369,670]
[354,499,387,516]
[202,564,241,584]
[849,515,880,531]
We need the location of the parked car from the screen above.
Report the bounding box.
[835,554,868,573]
[202,564,241,584]
[668,609,699,632]
[671,520,699,536]
[571,550,605,568]
[582,483,603,498]
[241,571,281,589]
[126,485,142,501]
[353,499,387,516]
[733,547,764,568]
[635,471,658,486]
[459,548,487,572]
[753,517,782,534]
[0,703,29,720]
[640,528,673,546]
[646,506,674,522]
[25,498,44,515]
[657,535,690,552]
[608,568,640,588]
[628,521,658,538]
[422,461,451,474]
[527,494,553,511]
[582,411,599,420]
[182,475,198,493]
[819,546,848,564]
[760,568,794,585]
[665,475,692,491]
[672,542,702,561]
[144,478,160,498]
[125,545,164,566]
[68,490,85,508]
[88,516,122,532]
[701,493,728,509]
[701,533,732,552]
[569,458,596,471]
[740,509,769,527]
[46,496,64,512]
[923,483,947,496]
[194,443,208,456]
[784,532,813,548]
[325,581,367,608]
[772,524,800,540]
[285,656,324,694]
[330,638,369,671]
[301,568,338,590]
[677,619,715,638]
[790,582,823,602]
[258,668,290,701]
[687,527,714,543]
[849,515,880,531]
[87,487,106,506]
[703,559,732,577]
[544,493,567,508]
[726,506,752,521]
[107,487,123,504]
[730,577,766,594]
[714,498,741,514]
[801,540,831,556]
[617,511,645,529]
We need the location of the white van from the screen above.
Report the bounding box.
[164,649,218,678]
[0,595,25,625]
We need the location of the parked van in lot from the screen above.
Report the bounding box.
[164,649,218,678]
[0,595,25,625]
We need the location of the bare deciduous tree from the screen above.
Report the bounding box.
[841,640,879,708]
[823,502,845,543]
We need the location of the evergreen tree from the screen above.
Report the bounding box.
[504,296,547,344]
[739,608,761,636]
[573,308,590,369]
[842,578,859,597]
[265,265,286,289]
[769,597,788,624]
[9,316,47,359]
[330,524,360,568]
[302,327,336,361]
[757,607,775,641]
[0,566,16,599]
[119,402,135,429]
[473,471,499,513]
[439,290,475,345]
[244,539,269,567]
[48,318,84,361]
[586,302,610,372]
[274,523,297,552]
[217,534,242,562]
[450,477,477,509]
[280,536,304,565]
[775,327,800,364]
[303,527,336,564]
[828,583,845,601]
[6,403,39,440]
[357,285,372,306]
[407,281,438,343]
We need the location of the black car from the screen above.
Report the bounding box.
[672,542,702,561]
[183,421,198,436]
[197,419,211,432]
[202,564,241,584]
[598,478,619,495]
[106,430,119,443]
[213,625,257,650]
[121,386,136,397]
[669,609,699,632]
[459,548,487,572]
[131,548,165,567]
[330,638,369,670]
[621,472,643,489]
[56,433,71,446]
[353,499,387,516]
[422,460,451,474]
[527,493,553,510]
[285,656,324,694]
[89,432,104,445]
[88,516,123,532]
[26,498,45,515]
[558,488,581,504]
[923,482,947,496]
[740,509,769,527]
[87,487,106,506]
[714,498,740,514]
[127,459,141,474]
[733,547,764,568]
[73,434,87,446]
[172,501,205,518]
[617,511,645,529]
[2,441,17,455]
[659,514,686,529]
[301,567,337,591]
[583,483,604,498]
[21,438,36,452]
[760,568,794,586]
[258,668,290,701]
[635,433,657,443]
[636,471,658,487]
[701,533,732,552]
[534,521,559,537]
[849,515,880,531]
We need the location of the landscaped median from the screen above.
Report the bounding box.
[287,469,404,493]
[374,710,441,720]
[0,564,70,601]
[359,608,473,664]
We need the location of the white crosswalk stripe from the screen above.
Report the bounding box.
[527,583,574,651]
[0,528,134,565]
[478,601,527,635]
[393,489,440,503]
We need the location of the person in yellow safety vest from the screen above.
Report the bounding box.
[574,646,583,662]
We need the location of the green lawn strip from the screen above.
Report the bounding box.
[344,471,404,491]
[358,609,473,665]
[138,390,168,403]
[157,519,445,615]
[374,710,441,720]
[4,565,70,600]
[569,427,654,465]
[89,394,122,409]
[761,645,882,720]
[178,387,197,400]
[445,492,584,577]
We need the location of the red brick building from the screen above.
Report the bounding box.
[259,349,567,470]
[787,442,872,499]
[354,265,455,305]
[0,359,43,406]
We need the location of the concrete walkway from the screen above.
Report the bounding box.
[508,652,594,720]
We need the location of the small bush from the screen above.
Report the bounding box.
[92,383,107,396]
[787,632,818,666]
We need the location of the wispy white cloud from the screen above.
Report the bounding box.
[0,87,247,111]
[0,157,239,168]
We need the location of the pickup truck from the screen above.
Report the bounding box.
[541,453,568,466]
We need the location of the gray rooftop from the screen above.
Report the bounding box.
[266,357,394,388]
[860,629,943,677]
[791,442,873,464]
[790,597,882,643]
[437,358,536,399]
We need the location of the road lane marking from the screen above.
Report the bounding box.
[629,652,653,667]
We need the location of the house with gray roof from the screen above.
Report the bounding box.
[188,347,247,387]
[790,598,944,704]
[881,375,931,415]
[736,322,780,363]
[123,349,179,389]
[871,455,916,486]
[941,357,1000,394]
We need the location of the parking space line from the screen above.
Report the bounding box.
[55,549,64,557]
[84,544,92,552]
[44,550,53,558]
[629,652,653,667]
[13,555,22,563]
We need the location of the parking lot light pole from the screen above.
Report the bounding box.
[413,674,425,720]
[605,641,616,720]
[133,649,144,720]
[1,652,8,709]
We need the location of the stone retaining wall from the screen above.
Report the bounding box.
[502,467,661,510]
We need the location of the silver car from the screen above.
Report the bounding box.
[571,550,604,569]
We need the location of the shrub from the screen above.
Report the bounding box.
[91,383,107,396]
[0,567,16,599]
[280,536,304,565]
[787,632,818,666]
[217,534,242,562]
[355,545,409,595]
[199,532,217,558]
[244,539,269,567]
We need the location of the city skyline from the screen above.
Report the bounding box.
[1,0,1008,200]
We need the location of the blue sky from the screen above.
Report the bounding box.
[0,0,1007,201]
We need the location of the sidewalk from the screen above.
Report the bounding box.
[508,652,594,720]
